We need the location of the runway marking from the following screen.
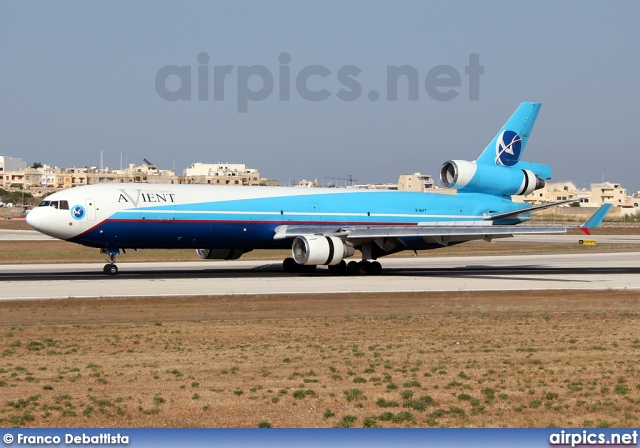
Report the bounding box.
[2,251,640,301]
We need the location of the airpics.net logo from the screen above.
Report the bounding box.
[155,52,484,112]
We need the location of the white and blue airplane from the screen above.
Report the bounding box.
[26,103,611,275]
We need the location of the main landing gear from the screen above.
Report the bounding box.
[343,260,382,276]
[282,258,382,275]
[282,257,317,273]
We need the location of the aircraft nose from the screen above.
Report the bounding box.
[25,208,42,231]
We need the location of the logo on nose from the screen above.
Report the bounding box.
[71,205,86,220]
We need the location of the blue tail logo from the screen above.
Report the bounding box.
[495,130,522,166]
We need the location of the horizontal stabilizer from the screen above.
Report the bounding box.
[511,161,552,180]
[483,199,574,221]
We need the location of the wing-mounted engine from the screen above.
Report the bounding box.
[196,248,250,260]
[440,160,545,196]
[292,235,355,266]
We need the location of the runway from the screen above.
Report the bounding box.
[1,251,640,300]
[0,229,55,240]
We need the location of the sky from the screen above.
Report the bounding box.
[1,1,639,191]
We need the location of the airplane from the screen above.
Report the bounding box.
[26,102,611,276]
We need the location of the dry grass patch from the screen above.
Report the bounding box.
[0,290,639,428]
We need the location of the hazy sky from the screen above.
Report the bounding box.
[1,1,639,190]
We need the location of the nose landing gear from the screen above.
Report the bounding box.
[101,248,120,276]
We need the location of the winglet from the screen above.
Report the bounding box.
[579,203,612,234]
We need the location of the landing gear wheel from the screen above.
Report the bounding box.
[283,257,297,272]
[104,264,118,275]
[357,261,371,276]
[370,261,382,275]
[327,260,347,275]
[283,257,317,273]
[346,260,359,275]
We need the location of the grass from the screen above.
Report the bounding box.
[0,290,639,427]
[2,214,640,427]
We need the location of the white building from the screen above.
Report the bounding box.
[397,173,435,192]
[183,162,260,186]
[524,181,587,205]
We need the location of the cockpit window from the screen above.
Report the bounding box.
[37,200,68,210]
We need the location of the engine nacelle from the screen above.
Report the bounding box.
[440,160,545,196]
[196,248,246,260]
[292,235,355,266]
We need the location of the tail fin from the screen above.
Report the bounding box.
[476,102,542,166]
[440,102,550,196]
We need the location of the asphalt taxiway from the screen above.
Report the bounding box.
[1,251,640,300]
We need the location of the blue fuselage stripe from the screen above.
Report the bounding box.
[69,190,527,250]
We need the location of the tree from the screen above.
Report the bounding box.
[31,162,43,169]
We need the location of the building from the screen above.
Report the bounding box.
[296,179,320,188]
[0,155,28,172]
[0,155,29,188]
[107,163,177,184]
[588,182,630,207]
[260,178,279,187]
[0,155,284,194]
[397,173,435,192]
[183,162,261,186]
[524,181,585,205]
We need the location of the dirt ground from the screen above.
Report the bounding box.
[1,290,639,428]
[2,219,639,427]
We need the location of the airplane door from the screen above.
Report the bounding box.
[85,199,96,221]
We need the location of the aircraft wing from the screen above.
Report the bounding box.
[273,203,611,244]
[274,223,566,243]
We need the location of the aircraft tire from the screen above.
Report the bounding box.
[283,257,297,272]
[370,261,382,275]
[346,260,359,275]
[327,260,347,275]
[357,261,370,276]
[104,264,118,276]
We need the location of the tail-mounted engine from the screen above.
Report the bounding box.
[292,235,355,266]
[440,160,545,196]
